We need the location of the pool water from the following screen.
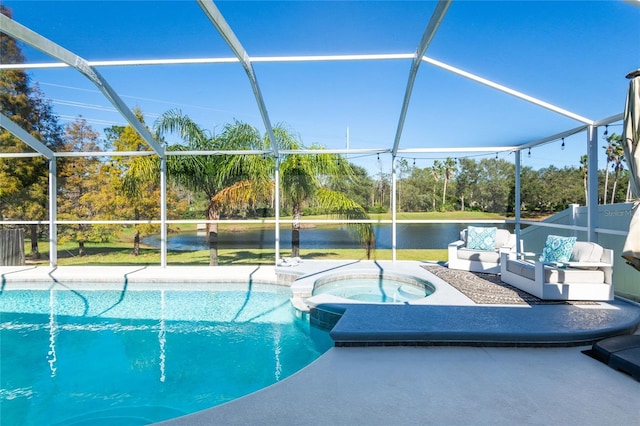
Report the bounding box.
[313,275,434,303]
[0,285,333,425]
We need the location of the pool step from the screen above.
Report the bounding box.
[586,334,640,381]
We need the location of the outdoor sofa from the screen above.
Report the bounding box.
[500,238,614,301]
[447,226,519,274]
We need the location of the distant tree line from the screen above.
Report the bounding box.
[328,149,630,218]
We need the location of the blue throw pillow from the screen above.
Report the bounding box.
[539,235,577,262]
[466,226,497,251]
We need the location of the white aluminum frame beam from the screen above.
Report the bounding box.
[197,0,279,158]
[587,125,599,242]
[421,56,594,125]
[0,53,415,70]
[392,0,452,157]
[0,113,58,266]
[0,14,164,157]
[517,124,590,151]
[397,146,517,154]
[0,113,55,160]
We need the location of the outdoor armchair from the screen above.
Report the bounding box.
[500,240,614,301]
[447,227,519,274]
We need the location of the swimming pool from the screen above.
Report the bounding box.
[312,273,435,303]
[0,284,333,425]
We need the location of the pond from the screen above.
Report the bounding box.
[144,223,514,251]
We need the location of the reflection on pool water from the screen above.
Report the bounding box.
[0,285,333,425]
[312,274,435,303]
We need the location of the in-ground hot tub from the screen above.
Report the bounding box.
[312,272,435,303]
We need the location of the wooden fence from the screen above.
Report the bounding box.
[0,229,25,266]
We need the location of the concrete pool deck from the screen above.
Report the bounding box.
[2,261,639,424]
[160,344,640,426]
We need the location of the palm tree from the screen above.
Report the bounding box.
[431,160,443,211]
[442,157,457,208]
[609,135,625,204]
[602,138,614,204]
[395,158,409,212]
[154,110,269,265]
[580,155,588,204]
[155,115,373,262]
[274,127,375,258]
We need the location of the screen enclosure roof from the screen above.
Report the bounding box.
[1,0,639,171]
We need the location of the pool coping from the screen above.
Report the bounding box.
[0,264,280,288]
[288,260,475,307]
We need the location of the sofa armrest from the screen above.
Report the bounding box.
[501,233,520,252]
[448,240,465,261]
[500,250,512,264]
[512,251,538,260]
[498,246,512,255]
[448,240,465,249]
[537,260,612,269]
[564,261,613,268]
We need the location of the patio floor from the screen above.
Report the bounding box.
[159,344,640,426]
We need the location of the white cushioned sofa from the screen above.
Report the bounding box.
[500,241,614,301]
[448,227,518,274]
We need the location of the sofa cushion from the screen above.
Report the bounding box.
[494,229,512,248]
[466,226,497,251]
[571,242,604,263]
[540,235,577,262]
[506,259,606,284]
[457,248,500,263]
[506,259,535,278]
[546,267,605,284]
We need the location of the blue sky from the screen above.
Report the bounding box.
[3,0,640,174]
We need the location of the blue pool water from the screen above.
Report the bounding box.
[0,285,333,425]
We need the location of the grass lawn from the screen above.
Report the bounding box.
[28,243,447,266]
[22,211,499,266]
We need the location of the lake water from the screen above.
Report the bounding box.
[144,223,514,250]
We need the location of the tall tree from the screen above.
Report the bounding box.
[105,110,165,255]
[274,127,374,258]
[455,158,479,211]
[327,164,375,210]
[475,158,513,214]
[430,160,443,211]
[213,125,375,259]
[57,117,110,255]
[155,111,269,265]
[374,157,390,210]
[580,155,588,205]
[441,157,457,209]
[398,166,432,212]
[608,134,625,204]
[0,5,64,258]
[602,137,615,204]
[394,158,409,212]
